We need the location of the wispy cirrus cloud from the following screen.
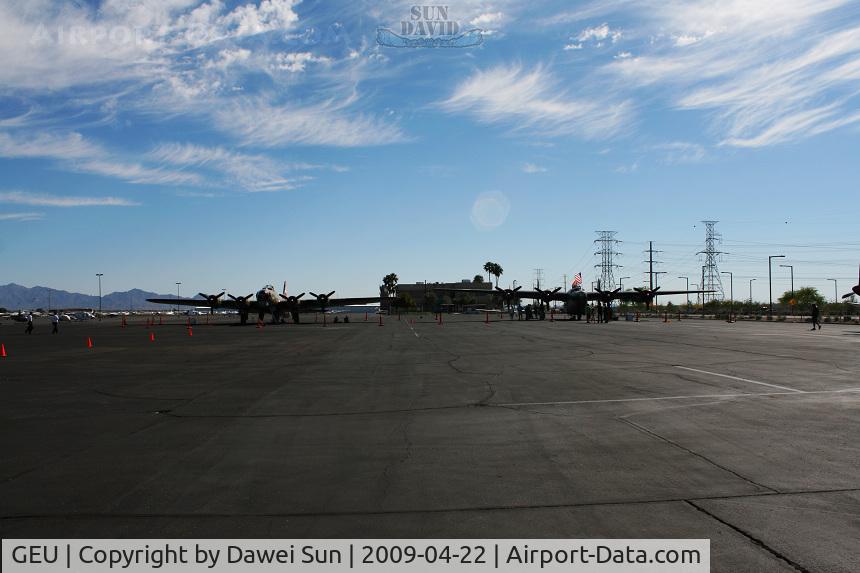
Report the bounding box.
[0,130,201,186]
[599,0,860,147]
[439,64,632,139]
[148,142,321,192]
[0,191,139,207]
[215,97,407,147]
[0,212,44,221]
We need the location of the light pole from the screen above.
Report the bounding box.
[721,271,733,322]
[768,255,785,316]
[678,276,690,311]
[654,271,667,289]
[619,276,630,290]
[96,273,103,314]
[827,278,837,303]
[780,264,794,315]
[176,282,182,312]
[749,278,756,305]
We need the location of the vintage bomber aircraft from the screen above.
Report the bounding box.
[437,282,712,320]
[147,282,380,324]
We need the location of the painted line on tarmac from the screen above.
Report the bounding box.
[747,332,857,341]
[674,365,803,393]
[495,387,860,407]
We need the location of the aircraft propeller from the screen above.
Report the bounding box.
[633,286,662,309]
[494,286,523,310]
[534,287,562,310]
[227,293,254,324]
[198,291,225,315]
[279,292,306,306]
[309,291,337,313]
[594,286,622,305]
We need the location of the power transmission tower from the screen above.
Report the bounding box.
[643,241,663,290]
[594,231,621,290]
[697,221,725,303]
[533,268,545,290]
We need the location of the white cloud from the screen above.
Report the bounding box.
[0,130,200,185]
[0,191,139,207]
[470,12,505,30]
[0,132,100,160]
[603,0,860,147]
[149,142,315,192]
[215,98,407,147]
[0,212,44,221]
[522,162,547,173]
[563,43,583,51]
[576,23,622,44]
[271,52,332,73]
[440,64,631,139]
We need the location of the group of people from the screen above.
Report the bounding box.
[22,312,61,334]
[585,304,612,323]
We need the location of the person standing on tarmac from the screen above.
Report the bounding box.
[810,303,822,331]
[51,312,60,334]
[25,312,34,334]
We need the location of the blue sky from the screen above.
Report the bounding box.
[1,0,858,302]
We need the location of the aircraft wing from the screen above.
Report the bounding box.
[146,298,262,311]
[296,296,381,309]
[432,287,541,298]
[609,289,711,301]
[147,298,212,307]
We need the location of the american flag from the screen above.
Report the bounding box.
[572,273,582,288]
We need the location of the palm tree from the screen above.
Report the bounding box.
[491,263,503,287]
[483,262,494,284]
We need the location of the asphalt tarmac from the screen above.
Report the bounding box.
[1,314,858,572]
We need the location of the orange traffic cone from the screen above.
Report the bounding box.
[188,326,193,337]
[150,332,155,342]
[87,337,93,348]
[1,343,6,358]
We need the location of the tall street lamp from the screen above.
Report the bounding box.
[654,271,667,288]
[619,276,630,290]
[678,276,690,311]
[721,271,733,322]
[96,273,103,314]
[768,255,785,316]
[827,278,837,303]
[176,282,182,312]
[780,264,794,315]
[749,278,756,304]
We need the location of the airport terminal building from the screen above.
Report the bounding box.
[383,280,494,312]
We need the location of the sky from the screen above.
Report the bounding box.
[1,0,859,303]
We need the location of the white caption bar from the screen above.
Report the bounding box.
[3,540,709,573]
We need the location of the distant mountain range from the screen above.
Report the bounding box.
[0,283,190,311]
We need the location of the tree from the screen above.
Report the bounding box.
[395,292,416,310]
[473,274,484,284]
[483,262,494,284]
[382,273,399,298]
[493,263,505,287]
[778,286,824,309]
